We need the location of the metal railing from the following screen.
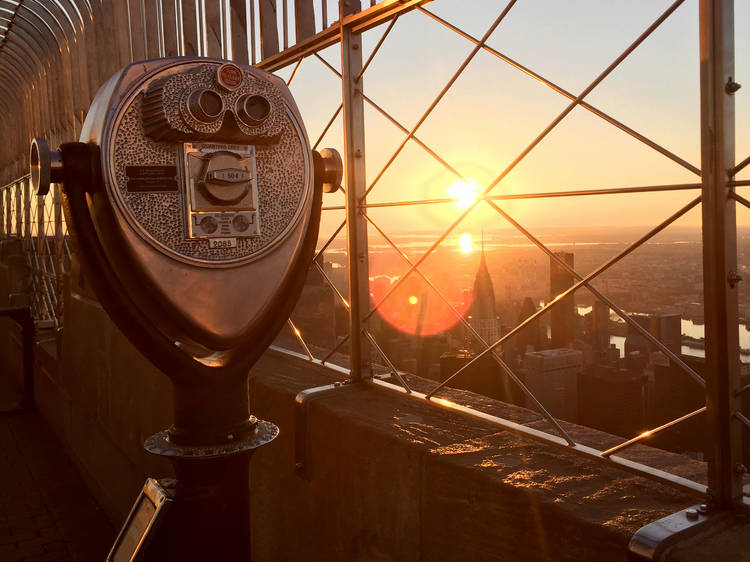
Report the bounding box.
[0,176,68,326]
[0,0,746,510]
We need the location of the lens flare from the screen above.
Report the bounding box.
[459,233,473,254]
[448,179,480,209]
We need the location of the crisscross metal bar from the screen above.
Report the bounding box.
[322,182,703,211]
[729,154,750,176]
[311,244,411,392]
[287,318,314,360]
[736,411,750,430]
[361,1,517,199]
[354,14,397,82]
[312,53,467,183]
[729,190,750,209]
[314,219,346,261]
[417,4,701,178]
[426,196,703,399]
[481,197,706,387]
[359,0,686,332]
[286,56,303,85]
[601,407,707,458]
[364,213,576,444]
[313,102,342,150]
[363,330,413,392]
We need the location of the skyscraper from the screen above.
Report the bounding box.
[469,236,500,348]
[550,252,575,349]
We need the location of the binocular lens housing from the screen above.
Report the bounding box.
[187,88,225,123]
[236,94,271,126]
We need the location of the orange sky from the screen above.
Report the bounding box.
[277,0,749,236]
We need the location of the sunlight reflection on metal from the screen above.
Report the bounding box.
[600,407,706,458]
[288,318,314,361]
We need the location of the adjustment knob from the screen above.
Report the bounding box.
[30,138,63,196]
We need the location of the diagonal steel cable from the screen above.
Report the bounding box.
[314,219,346,262]
[417,4,701,177]
[729,154,750,177]
[729,190,750,210]
[426,195,703,399]
[482,197,706,387]
[600,407,706,458]
[287,318,314,360]
[322,182,702,211]
[364,213,576,444]
[360,0,686,327]
[736,411,750,431]
[354,15,398,83]
[361,0,519,200]
[312,53,468,185]
[311,260,413,392]
[286,56,304,85]
[362,0,684,204]
[320,333,349,365]
[313,102,343,151]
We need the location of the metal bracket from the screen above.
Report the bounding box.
[628,504,724,561]
[294,380,360,480]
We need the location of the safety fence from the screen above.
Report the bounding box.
[0,0,747,511]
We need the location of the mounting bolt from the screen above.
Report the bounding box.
[726,77,741,95]
[734,463,747,475]
[697,504,709,514]
[728,271,743,288]
[685,508,699,520]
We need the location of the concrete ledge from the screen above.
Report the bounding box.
[248,350,700,562]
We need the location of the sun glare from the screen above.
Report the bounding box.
[448,179,481,209]
[459,233,473,254]
[408,295,418,305]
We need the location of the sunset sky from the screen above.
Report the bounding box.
[275,0,749,238]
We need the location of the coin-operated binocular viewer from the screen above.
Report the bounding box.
[31,58,342,561]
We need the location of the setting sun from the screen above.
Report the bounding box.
[408,295,418,305]
[448,179,481,209]
[459,233,473,254]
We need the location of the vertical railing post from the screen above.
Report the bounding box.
[5,187,10,236]
[53,183,63,323]
[15,182,22,238]
[23,179,31,251]
[340,1,370,381]
[37,193,46,320]
[0,186,5,238]
[699,0,743,508]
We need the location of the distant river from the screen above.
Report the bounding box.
[577,305,750,362]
